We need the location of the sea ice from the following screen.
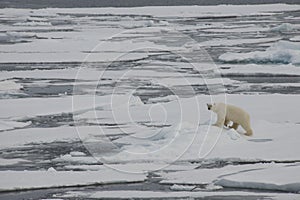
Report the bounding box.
[217,164,300,193]
[219,40,300,64]
[270,23,297,32]
[0,170,146,192]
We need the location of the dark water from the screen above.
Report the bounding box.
[0,0,299,8]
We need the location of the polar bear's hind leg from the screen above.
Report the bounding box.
[241,122,253,136]
[244,128,253,136]
[229,122,239,130]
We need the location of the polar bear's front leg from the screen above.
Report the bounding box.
[224,118,230,127]
[214,113,225,128]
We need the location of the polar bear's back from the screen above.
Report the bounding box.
[225,103,250,125]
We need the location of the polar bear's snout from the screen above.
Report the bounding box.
[207,103,212,110]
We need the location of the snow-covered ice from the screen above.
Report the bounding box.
[0,170,146,192]
[160,163,300,193]
[0,79,23,92]
[0,158,30,166]
[90,94,300,165]
[0,119,30,132]
[159,164,266,185]
[217,164,300,193]
[58,190,300,199]
[0,3,300,199]
[270,23,298,32]
[219,40,300,64]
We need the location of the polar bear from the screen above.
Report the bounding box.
[207,103,253,136]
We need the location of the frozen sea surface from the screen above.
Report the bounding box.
[0,4,300,200]
[1,0,300,8]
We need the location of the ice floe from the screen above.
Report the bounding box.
[53,153,99,165]
[290,36,300,42]
[0,79,22,90]
[219,40,300,64]
[200,37,281,47]
[0,170,146,192]
[0,119,30,132]
[169,184,196,191]
[219,63,300,76]
[0,32,37,43]
[0,158,30,166]
[13,21,52,26]
[217,164,300,193]
[159,163,268,185]
[270,23,298,32]
[79,94,300,168]
[160,163,300,193]
[58,190,300,199]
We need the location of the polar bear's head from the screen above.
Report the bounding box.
[207,103,217,112]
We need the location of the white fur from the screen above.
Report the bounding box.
[210,103,253,136]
